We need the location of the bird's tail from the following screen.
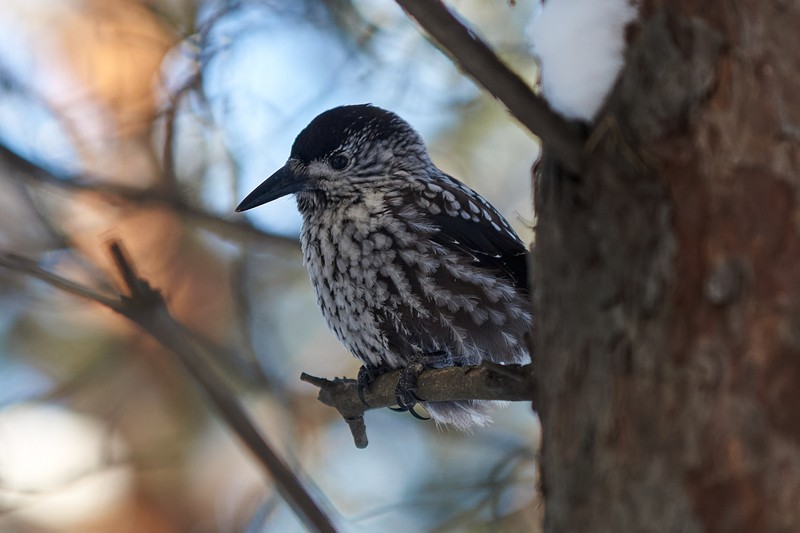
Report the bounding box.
[423,400,507,430]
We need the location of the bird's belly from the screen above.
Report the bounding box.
[300,221,405,368]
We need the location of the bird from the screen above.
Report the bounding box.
[236,104,531,429]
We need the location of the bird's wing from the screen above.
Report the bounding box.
[430,212,529,293]
[411,175,530,294]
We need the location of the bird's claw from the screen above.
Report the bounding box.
[356,366,370,405]
[362,356,438,421]
[357,364,391,405]
[393,360,425,412]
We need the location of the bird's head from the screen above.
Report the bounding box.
[235,104,429,214]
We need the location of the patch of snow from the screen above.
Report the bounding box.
[528,0,637,121]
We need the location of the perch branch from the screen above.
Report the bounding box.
[0,243,336,533]
[301,362,535,448]
[395,0,584,173]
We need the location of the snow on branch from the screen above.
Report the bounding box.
[528,0,637,121]
[395,0,585,173]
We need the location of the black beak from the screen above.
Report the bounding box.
[235,164,307,212]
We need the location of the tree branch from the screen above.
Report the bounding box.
[395,0,585,173]
[0,243,336,533]
[0,253,123,310]
[0,143,299,251]
[301,362,535,449]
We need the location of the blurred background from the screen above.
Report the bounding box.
[0,0,542,530]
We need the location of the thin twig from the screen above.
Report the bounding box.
[301,362,535,448]
[0,244,337,533]
[0,143,299,251]
[395,0,584,173]
[0,252,122,310]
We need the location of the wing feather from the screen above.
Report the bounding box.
[408,175,530,294]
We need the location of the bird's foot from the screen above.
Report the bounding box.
[361,353,448,420]
[391,351,451,420]
[393,359,426,413]
[357,364,392,405]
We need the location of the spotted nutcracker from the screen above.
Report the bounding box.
[237,105,531,429]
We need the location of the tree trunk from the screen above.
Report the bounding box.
[533,2,800,532]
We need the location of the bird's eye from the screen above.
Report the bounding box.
[329,154,349,170]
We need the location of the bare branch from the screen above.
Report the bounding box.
[395,0,584,173]
[0,243,337,533]
[0,143,299,251]
[301,362,535,448]
[0,252,122,310]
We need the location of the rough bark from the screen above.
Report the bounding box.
[534,2,800,532]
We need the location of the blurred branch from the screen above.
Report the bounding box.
[0,242,336,533]
[395,0,584,173]
[157,62,204,193]
[159,84,183,192]
[301,362,535,449]
[0,143,298,251]
[0,253,122,309]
